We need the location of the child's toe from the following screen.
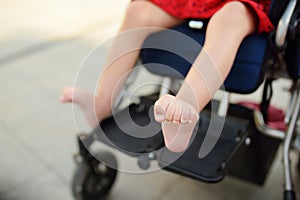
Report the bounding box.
[154,104,166,122]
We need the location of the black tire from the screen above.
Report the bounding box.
[72,151,118,200]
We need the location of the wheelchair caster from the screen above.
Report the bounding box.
[72,151,118,200]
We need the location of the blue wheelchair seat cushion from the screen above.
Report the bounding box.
[141,23,269,94]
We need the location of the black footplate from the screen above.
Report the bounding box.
[92,96,278,184]
[158,104,251,183]
[93,97,164,155]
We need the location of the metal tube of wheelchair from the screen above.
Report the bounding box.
[159,77,172,97]
[253,110,285,140]
[114,65,142,109]
[217,91,230,117]
[282,88,300,200]
[284,90,297,124]
[275,0,297,47]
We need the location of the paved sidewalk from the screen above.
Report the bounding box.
[0,1,299,200]
[0,1,125,199]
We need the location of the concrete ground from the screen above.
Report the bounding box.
[0,0,299,200]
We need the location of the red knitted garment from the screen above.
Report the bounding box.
[145,0,274,33]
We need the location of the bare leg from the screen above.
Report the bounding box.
[61,1,183,127]
[154,1,256,152]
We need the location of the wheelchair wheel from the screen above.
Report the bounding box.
[72,151,118,200]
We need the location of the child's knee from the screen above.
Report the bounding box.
[212,1,256,32]
[124,1,157,28]
[221,1,249,15]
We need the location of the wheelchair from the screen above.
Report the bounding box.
[71,0,300,199]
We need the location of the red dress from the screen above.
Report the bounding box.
[146,0,274,33]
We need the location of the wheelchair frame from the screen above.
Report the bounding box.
[71,1,300,200]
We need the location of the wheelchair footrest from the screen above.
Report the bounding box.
[93,97,164,155]
[158,104,251,183]
[92,96,279,184]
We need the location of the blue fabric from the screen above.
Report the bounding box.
[141,23,268,94]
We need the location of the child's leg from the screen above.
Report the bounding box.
[61,1,183,127]
[154,1,256,152]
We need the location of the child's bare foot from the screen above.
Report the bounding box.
[60,87,110,128]
[154,94,199,152]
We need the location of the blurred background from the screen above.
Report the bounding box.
[0,0,299,200]
[0,1,127,199]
